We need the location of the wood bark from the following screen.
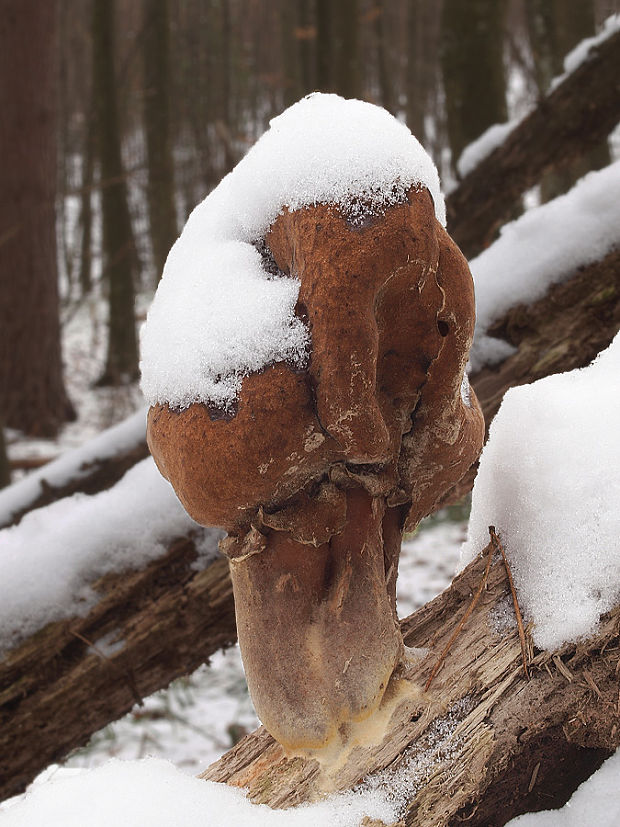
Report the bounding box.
[0,530,235,803]
[0,0,75,436]
[446,26,620,259]
[201,545,620,826]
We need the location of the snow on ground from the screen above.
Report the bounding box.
[140,93,446,412]
[462,333,620,650]
[0,457,220,653]
[470,160,620,371]
[0,757,398,827]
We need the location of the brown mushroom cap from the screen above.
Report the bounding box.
[147,187,483,537]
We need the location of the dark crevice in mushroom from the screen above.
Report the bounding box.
[254,238,289,278]
[438,320,450,337]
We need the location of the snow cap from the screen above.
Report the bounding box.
[140,93,445,411]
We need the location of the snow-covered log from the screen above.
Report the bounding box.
[0,408,148,529]
[0,532,235,803]
[446,24,620,258]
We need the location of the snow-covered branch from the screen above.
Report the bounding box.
[446,24,620,258]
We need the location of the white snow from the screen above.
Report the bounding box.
[470,160,620,372]
[0,407,147,527]
[549,14,620,92]
[140,93,445,412]
[0,457,219,654]
[456,121,515,178]
[506,748,620,826]
[0,757,397,827]
[461,333,620,651]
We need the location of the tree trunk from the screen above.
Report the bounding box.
[0,0,75,436]
[92,0,140,385]
[406,0,441,146]
[440,0,508,172]
[0,422,10,489]
[446,26,620,258]
[201,546,620,826]
[78,113,96,295]
[334,0,360,100]
[143,0,177,282]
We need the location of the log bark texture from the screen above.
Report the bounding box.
[201,545,620,826]
[0,530,235,803]
[446,26,620,259]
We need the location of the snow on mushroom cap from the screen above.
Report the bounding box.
[140,93,445,412]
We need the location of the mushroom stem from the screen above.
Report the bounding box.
[227,487,403,754]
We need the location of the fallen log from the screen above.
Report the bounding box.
[201,541,620,826]
[442,246,620,506]
[446,26,620,258]
[0,528,235,803]
[472,246,620,425]
[0,409,148,528]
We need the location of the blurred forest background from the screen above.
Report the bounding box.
[0,0,618,484]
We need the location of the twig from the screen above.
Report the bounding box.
[490,527,530,679]
[70,629,143,706]
[424,533,495,691]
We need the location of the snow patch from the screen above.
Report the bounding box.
[140,93,445,411]
[456,121,514,178]
[0,408,147,527]
[0,757,398,827]
[470,161,620,372]
[549,14,620,92]
[461,334,620,651]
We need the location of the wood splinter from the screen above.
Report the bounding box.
[425,525,530,691]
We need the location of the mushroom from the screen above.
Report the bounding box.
[147,185,484,756]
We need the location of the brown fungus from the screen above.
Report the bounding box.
[147,186,484,756]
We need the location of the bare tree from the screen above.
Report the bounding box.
[92,0,140,384]
[0,0,74,436]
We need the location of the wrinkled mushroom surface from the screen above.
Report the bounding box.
[147,185,484,754]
